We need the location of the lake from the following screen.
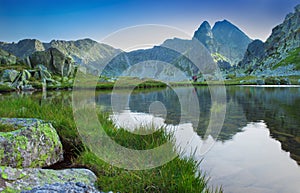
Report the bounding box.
[2,86,300,193]
[94,86,300,193]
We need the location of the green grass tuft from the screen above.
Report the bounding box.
[0,96,221,193]
[273,47,300,70]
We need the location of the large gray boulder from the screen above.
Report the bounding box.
[29,48,74,77]
[0,48,17,65]
[0,118,63,168]
[0,167,97,192]
[0,69,19,82]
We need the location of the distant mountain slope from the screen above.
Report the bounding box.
[238,4,300,76]
[0,20,253,80]
[0,38,121,75]
[101,37,220,81]
[102,20,252,80]
[0,39,45,58]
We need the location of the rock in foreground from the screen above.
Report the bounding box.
[0,167,97,192]
[0,118,63,168]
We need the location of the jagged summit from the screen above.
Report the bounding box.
[193,19,252,66]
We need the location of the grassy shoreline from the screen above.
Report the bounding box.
[1,75,299,93]
[0,96,222,192]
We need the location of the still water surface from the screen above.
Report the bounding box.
[2,86,300,193]
[95,86,300,193]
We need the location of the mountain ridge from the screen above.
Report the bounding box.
[238,4,300,77]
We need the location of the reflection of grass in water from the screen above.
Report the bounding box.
[0,97,222,193]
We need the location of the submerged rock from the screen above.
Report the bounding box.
[0,118,63,168]
[0,167,97,192]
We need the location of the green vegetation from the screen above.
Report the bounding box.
[0,64,28,72]
[0,123,20,132]
[98,77,167,90]
[0,97,221,193]
[0,84,15,92]
[211,53,230,63]
[273,47,300,70]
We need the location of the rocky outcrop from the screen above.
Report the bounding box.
[239,4,300,76]
[193,21,218,53]
[194,20,252,67]
[0,118,63,168]
[46,38,119,66]
[238,39,265,69]
[29,48,74,77]
[0,69,19,82]
[0,38,119,77]
[0,167,97,192]
[23,182,104,193]
[0,48,17,65]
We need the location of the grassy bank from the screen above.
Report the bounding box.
[0,96,221,193]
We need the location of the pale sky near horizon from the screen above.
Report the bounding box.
[0,0,299,48]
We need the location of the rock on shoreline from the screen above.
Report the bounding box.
[0,167,97,192]
[0,118,63,168]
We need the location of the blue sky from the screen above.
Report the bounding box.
[0,0,298,45]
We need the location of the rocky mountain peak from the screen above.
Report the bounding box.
[194,21,212,37]
[193,19,252,66]
[194,21,213,39]
[212,19,251,44]
[193,21,217,53]
[295,4,300,12]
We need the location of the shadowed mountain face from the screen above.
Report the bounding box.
[194,20,252,68]
[238,4,300,76]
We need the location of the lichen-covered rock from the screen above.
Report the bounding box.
[0,167,97,192]
[0,48,17,65]
[0,69,19,82]
[29,48,74,77]
[0,118,63,168]
[22,182,104,193]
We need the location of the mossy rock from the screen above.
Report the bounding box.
[0,118,63,168]
[0,167,97,192]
